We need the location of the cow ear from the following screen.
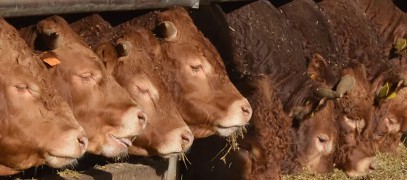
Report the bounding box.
[289,100,315,120]
[37,27,60,50]
[308,53,329,83]
[154,21,178,41]
[94,43,118,75]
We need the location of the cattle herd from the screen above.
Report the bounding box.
[0,0,406,179]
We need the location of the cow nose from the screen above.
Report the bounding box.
[181,130,194,151]
[77,136,88,154]
[138,111,148,129]
[368,161,376,171]
[241,104,252,120]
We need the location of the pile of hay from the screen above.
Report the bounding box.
[283,144,407,180]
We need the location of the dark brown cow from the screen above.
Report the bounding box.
[354,0,407,50]
[116,7,253,138]
[285,0,390,176]
[19,16,147,158]
[351,0,407,153]
[282,101,337,174]
[222,1,343,178]
[0,19,87,175]
[216,0,380,177]
[369,53,407,153]
[70,14,194,157]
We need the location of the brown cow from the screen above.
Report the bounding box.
[19,16,147,158]
[180,74,290,180]
[179,2,341,179]
[69,14,194,157]
[116,7,253,138]
[0,19,87,175]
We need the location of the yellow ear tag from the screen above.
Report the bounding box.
[378,82,390,98]
[386,92,397,100]
[42,57,61,66]
[395,38,407,52]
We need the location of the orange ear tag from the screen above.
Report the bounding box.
[42,56,61,66]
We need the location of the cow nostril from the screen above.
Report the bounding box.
[181,131,194,150]
[241,105,252,117]
[138,112,148,129]
[369,162,376,171]
[77,136,88,153]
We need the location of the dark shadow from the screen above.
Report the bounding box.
[268,0,293,7]
[81,168,113,180]
[393,0,407,12]
[218,1,253,14]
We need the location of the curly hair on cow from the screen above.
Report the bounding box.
[242,74,291,179]
[280,127,303,174]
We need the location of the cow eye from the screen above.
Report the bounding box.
[15,84,28,92]
[79,72,93,82]
[190,64,202,72]
[137,85,150,94]
[388,118,397,124]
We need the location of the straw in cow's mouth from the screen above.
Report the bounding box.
[179,152,191,169]
[212,126,248,164]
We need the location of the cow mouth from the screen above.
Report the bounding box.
[161,152,182,159]
[216,125,242,137]
[110,135,133,147]
[45,154,79,168]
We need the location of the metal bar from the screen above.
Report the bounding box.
[0,0,200,18]
[164,156,178,180]
[200,0,254,5]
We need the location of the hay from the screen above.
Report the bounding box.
[282,144,407,180]
[179,152,191,169]
[57,169,82,179]
[211,126,247,164]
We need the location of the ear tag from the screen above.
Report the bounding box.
[386,92,397,100]
[40,52,61,66]
[378,82,390,98]
[42,57,61,66]
[395,38,407,52]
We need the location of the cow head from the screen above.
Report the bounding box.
[29,16,147,158]
[152,7,252,138]
[331,65,378,176]
[288,101,337,174]
[334,138,376,177]
[95,26,193,157]
[283,55,342,174]
[369,51,407,152]
[370,77,407,152]
[304,54,376,176]
[0,19,87,175]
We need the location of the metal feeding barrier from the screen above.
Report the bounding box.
[0,0,252,17]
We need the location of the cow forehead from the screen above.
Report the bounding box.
[167,44,219,72]
[131,75,160,100]
[53,49,105,72]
